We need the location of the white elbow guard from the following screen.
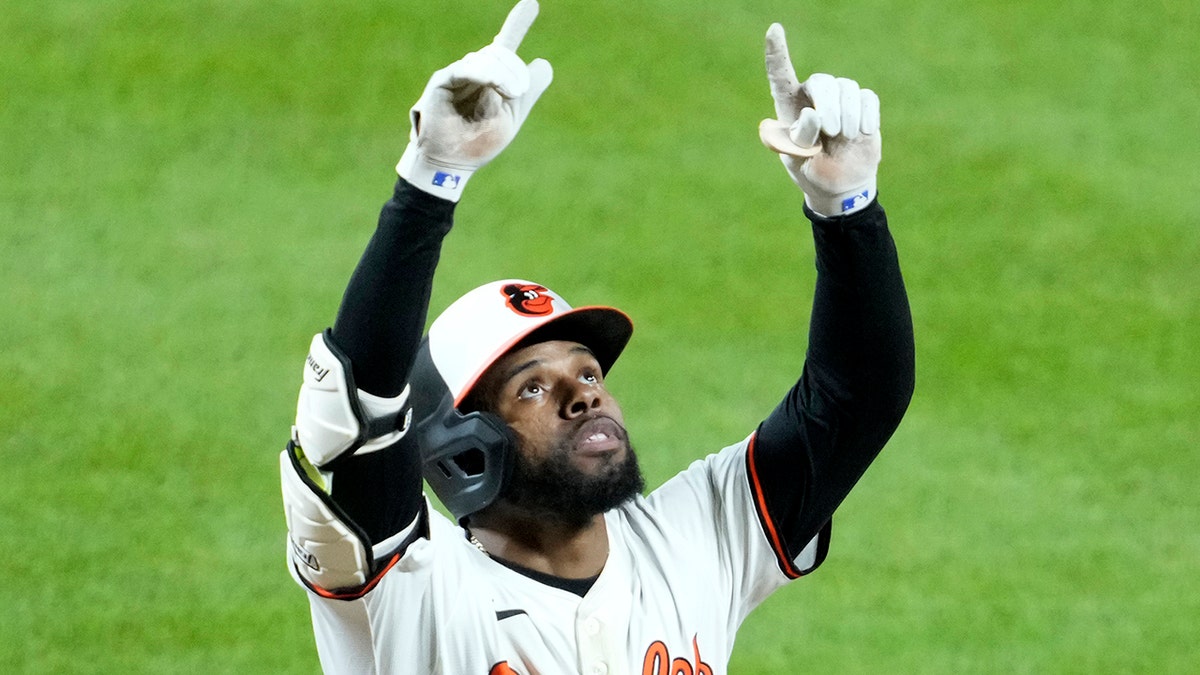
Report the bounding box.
[280,445,424,594]
[280,447,373,592]
[294,330,412,467]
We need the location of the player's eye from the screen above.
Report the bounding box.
[580,370,600,385]
[518,381,544,399]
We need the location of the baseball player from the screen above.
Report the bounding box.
[280,1,914,673]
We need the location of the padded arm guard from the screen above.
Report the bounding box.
[280,444,424,594]
[294,330,412,467]
[282,330,418,594]
[280,445,373,591]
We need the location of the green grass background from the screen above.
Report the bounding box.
[3,0,1197,672]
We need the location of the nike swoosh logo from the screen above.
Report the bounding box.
[496,609,528,621]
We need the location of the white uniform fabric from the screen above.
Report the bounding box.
[295,436,828,675]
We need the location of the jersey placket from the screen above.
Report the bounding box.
[574,516,634,675]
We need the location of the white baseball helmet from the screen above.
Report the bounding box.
[410,280,633,520]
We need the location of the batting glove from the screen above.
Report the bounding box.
[396,0,553,202]
[761,24,881,217]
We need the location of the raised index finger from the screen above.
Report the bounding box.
[493,0,540,52]
[764,23,801,123]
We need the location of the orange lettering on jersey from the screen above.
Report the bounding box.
[642,641,669,675]
[489,662,521,675]
[642,636,711,675]
[671,659,693,675]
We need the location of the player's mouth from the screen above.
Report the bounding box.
[571,416,626,456]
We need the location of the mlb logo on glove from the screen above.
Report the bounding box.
[432,171,461,189]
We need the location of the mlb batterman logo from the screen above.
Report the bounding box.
[502,283,555,316]
[432,171,461,189]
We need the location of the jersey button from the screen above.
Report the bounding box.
[583,617,600,635]
[591,662,608,675]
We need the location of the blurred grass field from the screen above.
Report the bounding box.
[2,0,1197,672]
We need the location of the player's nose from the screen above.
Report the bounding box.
[560,383,602,420]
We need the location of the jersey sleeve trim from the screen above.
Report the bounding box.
[746,432,832,578]
[745,432,801,579]
[748,431,816,579]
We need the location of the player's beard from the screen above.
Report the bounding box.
[502,417,645,529]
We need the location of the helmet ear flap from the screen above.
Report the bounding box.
[420,408,516,522]
[410,339,517,521]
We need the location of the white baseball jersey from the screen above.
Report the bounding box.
[295,434,829,675]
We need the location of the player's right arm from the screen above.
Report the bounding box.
[280,0,553,598]
[279,182,450,599]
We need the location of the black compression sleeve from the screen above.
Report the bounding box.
[753,198,915,557]
[323,178,455,544]
[331,178,456,397]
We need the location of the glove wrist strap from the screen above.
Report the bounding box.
[804,179,877,218]
[396,144,476,203]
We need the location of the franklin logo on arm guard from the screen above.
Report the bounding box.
[290,537,321,572]
[305,351,331,382]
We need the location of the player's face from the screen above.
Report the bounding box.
[486,340,628,467]
[480,340,643,525]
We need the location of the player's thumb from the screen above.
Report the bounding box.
[789,108,822,150]
[515,58,553,121]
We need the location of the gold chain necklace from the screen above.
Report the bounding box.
[466,528,488,554]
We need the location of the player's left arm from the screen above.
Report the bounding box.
[747,23,915,572]
[281,0,554,597]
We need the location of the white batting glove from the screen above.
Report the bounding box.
[762,24,881,217]
[396,0,553,202]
